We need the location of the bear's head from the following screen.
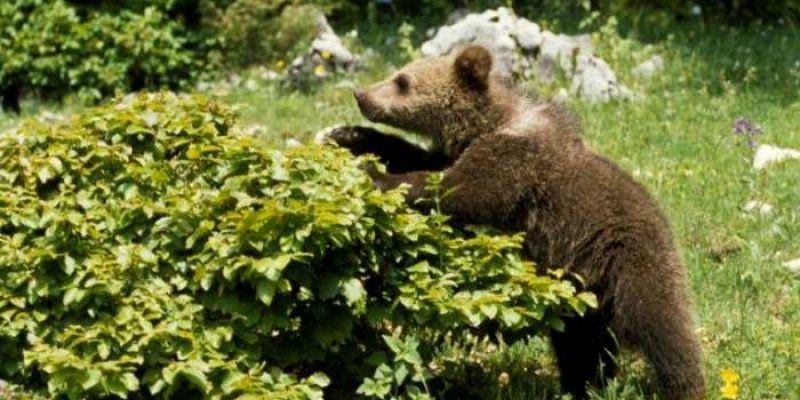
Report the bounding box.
[353,45,515,157]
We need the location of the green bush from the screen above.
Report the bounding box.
[0,93,594,398]
[0,0,219,112]
[200,0,321,67]
[588,0,800,24]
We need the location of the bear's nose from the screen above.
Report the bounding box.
[353,89,366,102]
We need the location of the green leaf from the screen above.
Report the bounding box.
[341,278,366,308]
[578,292,599,309]
[256,279,276,306]
[120,372,140,392]
[180,367,209,394]
[306,372,330,388]
[479,303,498,319]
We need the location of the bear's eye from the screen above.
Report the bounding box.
[395,74,411,93]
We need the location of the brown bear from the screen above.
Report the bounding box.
[328,45,705,400]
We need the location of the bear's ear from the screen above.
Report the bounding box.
[454,45,492,90]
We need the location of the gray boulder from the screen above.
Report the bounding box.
[570,55,637,103]
[421,7,636,102]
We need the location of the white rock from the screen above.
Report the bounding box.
[753,144,800,170]
[261,70,281,81]
[312,32,356,66]
[632,55,665,79]
[37,111,63,123]
[783,258,800,273]
[421,7,523,78]
[512,18,542,50]
[539,32,581,73]
[285,138,302,148]
[196,81,214,91]
[244,79,258,91]
[228,73,242,87]
[570,55,637,102]
[244,124,267,136]
[289,13,358,82]
[418,7,629,102]
[743,200,774,214]
[573,34,595,55]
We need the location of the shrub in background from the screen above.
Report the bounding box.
[588,0,799,24]
[0,92,595,398]
[0,0,220,112]
[200,0,322,67]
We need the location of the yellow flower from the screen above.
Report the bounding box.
[274,60,286,71]
[720,383,739,399]
[313,64,327,77]
[720,368,740,399]
[721,368,739,384]
[320,50,332,60]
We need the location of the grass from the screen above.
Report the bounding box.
[1,13,798,400]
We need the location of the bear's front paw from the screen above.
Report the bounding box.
[323,126,377,155]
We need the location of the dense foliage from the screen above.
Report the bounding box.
[0,0,219,112]
[201,0,321,67]
[0,93,595,398]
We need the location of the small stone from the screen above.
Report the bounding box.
[244,79,258,91]
[743,200,774,214]
[753,144,800,170]
[37,111,63,123]
[288,12,359,83]
[228,73,242,87]
[244,124,267,136]
[632,55,665,79]
[285,138,302,148]
[196,81,213,91]
[261,70,281,81]
[783,259,800,273]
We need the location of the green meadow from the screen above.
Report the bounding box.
[2,13,798,400]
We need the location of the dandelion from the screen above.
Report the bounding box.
[720,368,740,399]
[320,50,332,60]
[313,64,327,77]
[274,59,286,71]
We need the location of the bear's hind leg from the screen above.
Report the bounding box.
[614,271,705,400]
[551,311,618,400]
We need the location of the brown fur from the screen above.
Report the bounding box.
[329,45,705,400]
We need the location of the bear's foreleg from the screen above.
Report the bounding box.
[366,135,536,226]
[327,126,450,173]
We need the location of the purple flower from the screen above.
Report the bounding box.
[733,117,763,135]
[733,117,763,148]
